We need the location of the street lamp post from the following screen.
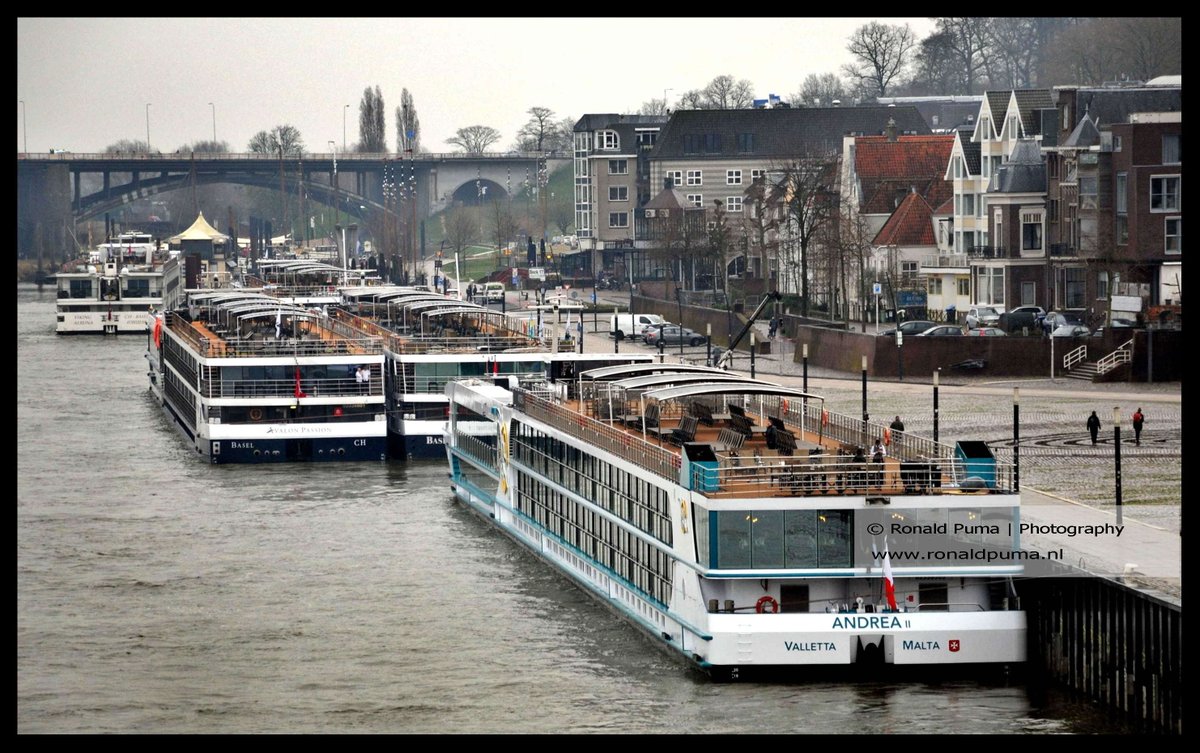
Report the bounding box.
[1113,406,1123,526]
[343,104,349,152]
[208,102,216,143]
[145,103,151,152]
[19,100,26,153]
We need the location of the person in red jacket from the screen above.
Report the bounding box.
[1132,408,1145,446]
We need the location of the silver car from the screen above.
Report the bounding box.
[965,305,1002,329]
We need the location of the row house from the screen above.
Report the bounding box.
[840,127,954,319]
[571,114,669,278]
[954,81,1181,319]
[1041,82,1182,317]
[639,106,929,292]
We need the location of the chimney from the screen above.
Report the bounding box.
[885,117,898,142]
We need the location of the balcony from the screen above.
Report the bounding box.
[966,245,1009,259]
[1049,243,1078,258]
[921,253,970,269]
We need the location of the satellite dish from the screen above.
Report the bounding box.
[570,290,579,300]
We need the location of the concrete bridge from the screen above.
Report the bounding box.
[16,151,568,255]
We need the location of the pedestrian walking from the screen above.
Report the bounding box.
[890,415,905,432]
[1132,407,1145,446]
[768,317,778,338]
[1086,410,1101,445]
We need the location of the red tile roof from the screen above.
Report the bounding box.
[873,191,936,246]
[854,134,954,213]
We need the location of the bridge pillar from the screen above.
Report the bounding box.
[17,162,71,264]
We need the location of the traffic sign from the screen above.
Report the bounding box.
[873,282,882,295]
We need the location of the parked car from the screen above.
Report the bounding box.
[965,305,1003,329]
[998,305,1047,333]
[879,320,937,337]
[637,321,676,342]
[1042,310,1086,334]
[644,325,707,347]
[973,327,1008,336]
[1051,324,1092,338]
[916,325,965,337]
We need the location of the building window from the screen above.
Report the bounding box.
[1115,172,1128,245]
[1163,134,1181,165]
[1008,116,1019,138]
[726,170,742,186]
[705,133,721,153]
[687,170,703,186]
[1116,215,1129,246]
[726,197,743,213]
[1047,154,1059,179]
[1113,135,1122,152]
[1166,217,1181,255]
[953,156,962,179]
[686,194,703,208]
[751,169,766,182]
[737,133,754,153]
[1097,270,1109,300]
[1021,210,1044,252]
[957,278,970,296]
[928,277,942,294]
[962,193,974,216]
[666,170,682,187]
[636,130,657,148]
[1048,199,1059,223]
[1065,268,1086,308]
[608,186,628,202]
[599,130,618,150]
[1150,175,1181,212]
[1079,176,1097,210]
[902,261,919,275]
[608,212,629,228]
[608,159,628,175]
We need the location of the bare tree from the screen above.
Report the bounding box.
[442,204,480,260]
[396,88,421,154]
[104,139,154,155]
[446,125,501,154]
[674,75,756,110]
[703,75,756,109]
[514,106,560,152]
[486,198,520,268]
[638,97,670,116]
[774,155,840,317]
[1043,18,1180,85]
[842,21,917,99]
[793,73,847,108]
[934,17,995,95]
[248,125,304,156]
[742,176,782,288]
[357,86,386,153]
[830,210,878,331]
[908,30,962,95]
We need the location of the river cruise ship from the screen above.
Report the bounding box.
[442,364,1027,678]
[55,231,165,334]
[147,255,387,463]
[337,286,653,459]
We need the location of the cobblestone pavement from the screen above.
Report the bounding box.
[577,306,1181,536]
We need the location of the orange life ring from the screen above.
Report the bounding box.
[781,398,789,415]
[884,427,892,445]
[821,410,829,426]
[249,408,264,421]
[756,595,779,614]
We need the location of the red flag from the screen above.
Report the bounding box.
[882,542,897,611]
[294,366,307,398]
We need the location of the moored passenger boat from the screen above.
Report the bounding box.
[443,364,1027,678]
[55,231,165,334]
[336,286,653,459]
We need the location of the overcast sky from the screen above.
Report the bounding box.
[18,17,937,155]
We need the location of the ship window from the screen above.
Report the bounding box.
[716,511,752,568]
[751,510,785,568]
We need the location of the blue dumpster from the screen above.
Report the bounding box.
[954,441,995,488]
[683,442,720,493]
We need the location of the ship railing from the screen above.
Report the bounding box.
[201,376,379,399]
[207,336,383,358]
[515,389,678,479]
[907,603,987,612]
[331,309,537,354]
[454,430,499,469]
[701,454,1012,497]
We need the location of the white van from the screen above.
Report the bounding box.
[610,313,665,341]
[483,282,505,302]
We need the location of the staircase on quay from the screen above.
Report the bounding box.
[1063,338,1135,382]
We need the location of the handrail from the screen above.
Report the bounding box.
[1063,344,1088,370]
[1096,338,1135,374]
